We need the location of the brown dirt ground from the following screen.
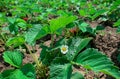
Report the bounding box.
[93,26,120,67]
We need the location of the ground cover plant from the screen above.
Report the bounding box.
[0,0,120,79]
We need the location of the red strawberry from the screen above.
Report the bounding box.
[23,17,28,21]
[69,27,78,34]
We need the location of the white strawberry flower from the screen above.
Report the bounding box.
[60,45,68,54]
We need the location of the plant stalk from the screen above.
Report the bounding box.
[24,43,40,67]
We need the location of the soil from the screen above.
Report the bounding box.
[0,39,4,53]
[0,39,6,72]
[93,26,120,67]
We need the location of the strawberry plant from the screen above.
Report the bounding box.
[0,0,120,79]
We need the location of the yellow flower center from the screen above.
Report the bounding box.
[61,47,67,51]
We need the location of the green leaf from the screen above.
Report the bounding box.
[16,18,26,23]
[86,27,95,35]
[0,66,35,79]
[6,36,25,47]
[25,24,49,45]
[75,48,120,79]
[0,69,28,79]
[96,26,105,30]
[39,46,50,65]
[71,72,84,79]
[0,13,3,17]
[3,51,23,68]
[49,64,72,79]
[9,69,28,79]
[17,22,27,29]
[7,17,16,24]
[50,15,77,34]
[110,0,120,11]
[78,21,89,32]
[66,37,92,61]
[117,53,120,63]
[21,64,36,79]
[52,56,69,65]
[40,45,59,66]
[116,26,120,33]
[79,10,86,17]
[75,38,92,53]
[91,9,106,20]
[9,24,19,34]
[114,19,120,27]
[0,69,15,79]
[16,18,27,29]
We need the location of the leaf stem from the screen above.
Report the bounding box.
[1,34,6,43]
[51,34,54,47]
[70,61,80,66]
[24,43,40,67]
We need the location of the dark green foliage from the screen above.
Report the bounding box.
[3,51,23,68]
